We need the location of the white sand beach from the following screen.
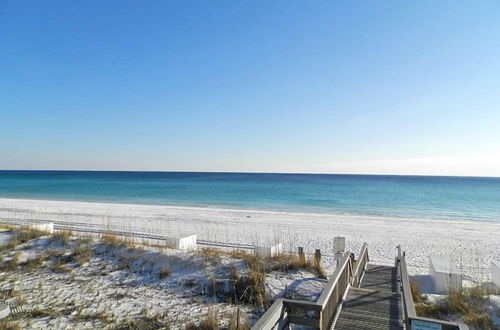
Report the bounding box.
[1,198,499,280]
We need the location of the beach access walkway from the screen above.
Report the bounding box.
[332,264,401,329]
[251,245,468,330]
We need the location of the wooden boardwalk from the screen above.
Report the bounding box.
[333,265,403,330]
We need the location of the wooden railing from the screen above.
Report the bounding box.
[250,298,288,330]
[254,244,471,330]
[316,251,354,330]
[251,245,368,330]
[396,246,469,330]
[352,243,368,287]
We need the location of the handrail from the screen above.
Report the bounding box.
[398,250,416,320]
[250,298,288,330]
[352,243,369,287]
[317,252,355,330]
[254,245,470,330]
[396,248,469,330]
[317,252,352,306]
[251,249,357,330]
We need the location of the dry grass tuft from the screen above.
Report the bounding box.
[229,249,251,259]
[23,253,46,271]
[447,290,493,328]
[101,232,136,248]
[228,250,267,305]
[230,263,239,282]
[272,253,326,278]
[6,228,44,249]
[0,222,17,231]
[73,239,93,266]
[102,232,121,246]
[74,310,111,323]
[158,266,172,279]
[1,251,21,272]
[414,286,494,329]
[6,235,19,250]
[48,248,66,258]
[12,290,26,305]
[140,240,174,249]
[53,257,71,273]
[112,314,170,330]
[31,307,62,318]
[121,235,137,247]
[185,308,218,330]
[0,320,21,330]
[410,280,425,304]
[231,250,330,306]
[268,253,311,272]
[52,229,73,245]
[246,269,266,306]
[231,249,325,277]
[109,291,131,300]
[198,247,223,264]
[229,250,260,270]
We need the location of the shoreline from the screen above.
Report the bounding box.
[0,196,497,226]
[1,197,499,278]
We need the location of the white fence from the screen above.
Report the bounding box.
[255,243,283,258]
[165,234,197,250]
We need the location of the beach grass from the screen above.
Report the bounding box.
[0,222,262,328]
[412,281,494,329]
[185,308,218,330]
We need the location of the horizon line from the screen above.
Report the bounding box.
[1,169,499,179]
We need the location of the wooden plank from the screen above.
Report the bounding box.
[333,265,403,330]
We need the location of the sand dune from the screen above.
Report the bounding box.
[0,198,498,280]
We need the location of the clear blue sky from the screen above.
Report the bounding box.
[1,1,500,176]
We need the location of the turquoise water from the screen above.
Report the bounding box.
[0,171,499,222]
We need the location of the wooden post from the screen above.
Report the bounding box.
[298,246,305,264]
[236,307,240,329]
[314,249,321,269]
[334,237,346,267]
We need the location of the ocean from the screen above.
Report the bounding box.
[0,170,499,223]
